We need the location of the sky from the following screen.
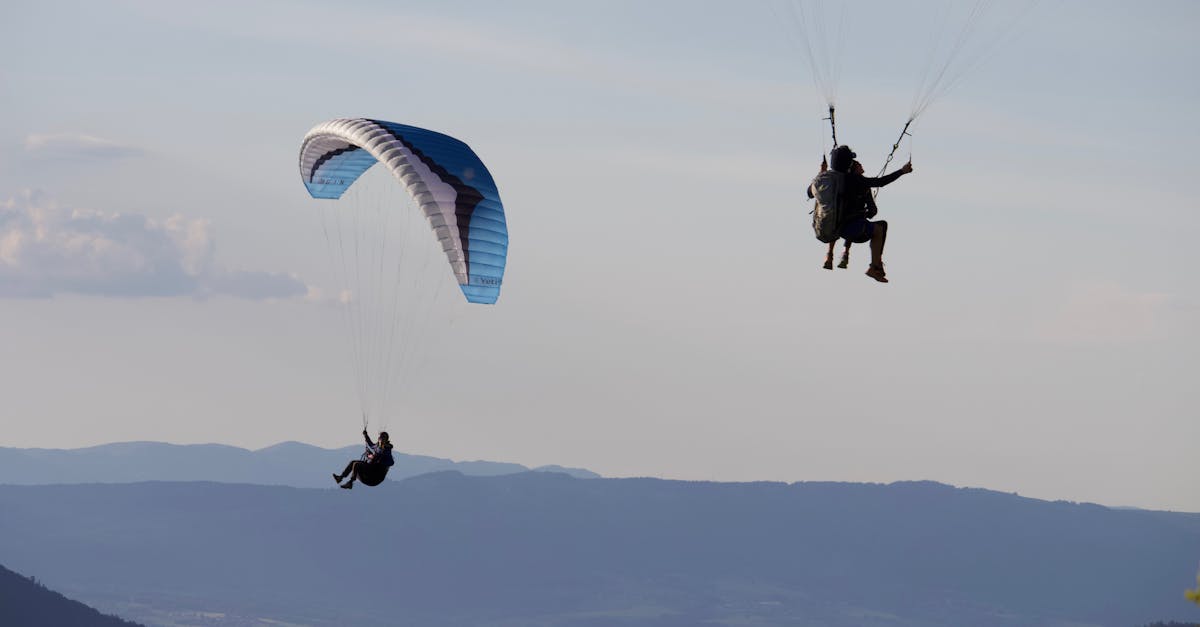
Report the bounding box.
[1,0,1197,511]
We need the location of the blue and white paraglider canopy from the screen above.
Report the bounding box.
[299,118,508,304]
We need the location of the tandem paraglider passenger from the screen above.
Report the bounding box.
[333,430,395,489]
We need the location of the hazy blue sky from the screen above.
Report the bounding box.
[2,1,1196,511]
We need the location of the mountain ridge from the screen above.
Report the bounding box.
[0,440,600,487]
[0,563,144,627]
[1,473,1197,627]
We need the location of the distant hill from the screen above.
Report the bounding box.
[1,475,1198,627]
[0,441,599,487]
[0,563,142,627]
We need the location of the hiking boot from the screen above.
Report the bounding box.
[823,254,833,270]
[866,264,888,283]
[332,473,343,484]
[340,482,353,489]
[837,252,849,269]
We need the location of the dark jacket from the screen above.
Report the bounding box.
[838,170,904,223]
[363,433,395,466]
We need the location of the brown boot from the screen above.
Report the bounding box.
[866,264,888,283]
[837,251,849,269]
[823,253,833,270]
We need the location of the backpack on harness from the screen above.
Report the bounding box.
[809,171,843,243]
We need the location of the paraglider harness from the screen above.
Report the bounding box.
[809,169,844,243]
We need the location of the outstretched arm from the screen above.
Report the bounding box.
[862,161,913,188]
[363,430,375,447]
[861,170,903,188]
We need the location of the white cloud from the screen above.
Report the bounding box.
[23,133,145,162]
[0,190,308,300]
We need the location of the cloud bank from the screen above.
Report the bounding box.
[0,190,307,299]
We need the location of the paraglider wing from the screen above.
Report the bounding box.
[298,118,508,304]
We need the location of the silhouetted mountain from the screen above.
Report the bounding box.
[0,441,599,487]
[0,563,143,627]
[0,476,1197,626]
